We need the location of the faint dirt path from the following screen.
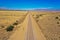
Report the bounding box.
[30,13,46,40]
[25,14,34,40]
[8,13,46,40]
[8,13,28,40]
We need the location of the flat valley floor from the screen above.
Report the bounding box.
[0,11,60,40]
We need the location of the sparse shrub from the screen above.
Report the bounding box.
[59,36,60,38]
[55,16,59,19]
[39,14,45,16]
[13,20,19,25]
[6,25,14,32]
[57,22,59,24]
[0,25,5,29]
[16,20,19,23]
[39,14,43,16]
[1,25,5,28]
[13,22,18,25]
[36,16,39,18]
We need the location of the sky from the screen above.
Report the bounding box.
[0,0,60,10]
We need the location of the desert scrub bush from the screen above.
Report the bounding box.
[6,25,14,32]
[1,25,4,28]
[13,22,18,25]
[39,14,43,16]
[39,14,46,16]
[55,16,59,19]
[16,20,19,22]
[0,25,5,28]
[57,22,59,24]
[13,20,19,25]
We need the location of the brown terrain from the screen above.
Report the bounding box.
[31,11,60,40]
[0,10,60,40]
[0,11,27,40]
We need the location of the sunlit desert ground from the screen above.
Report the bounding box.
[0,11,27,40]
[31,11,60,40]
[0,10,60,40]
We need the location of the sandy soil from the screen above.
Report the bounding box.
[0,11,60,40]
[32,11,60,40]
[8,13,46,40]
[0,11,27,40]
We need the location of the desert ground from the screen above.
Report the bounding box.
[0,11,27,40]
[31,11,60,40]
[0,10,60,40]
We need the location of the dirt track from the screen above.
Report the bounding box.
[8,13,46,40]
[25,14,34,40]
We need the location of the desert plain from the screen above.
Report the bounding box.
[0,10,60,40]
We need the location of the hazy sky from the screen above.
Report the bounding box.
[0,0,60,10]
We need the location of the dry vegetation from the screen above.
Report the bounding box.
[0,10,60,40]
[31,11,60,40]
[0,11,27,40]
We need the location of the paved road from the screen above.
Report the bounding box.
[25,14,34,40]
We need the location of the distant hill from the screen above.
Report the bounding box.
[34,9,60,11]
[0,8,26,11]
[0,8,8,10]
[0,8,60,11]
